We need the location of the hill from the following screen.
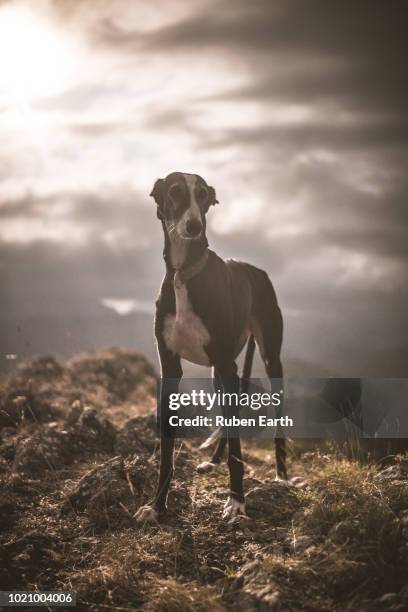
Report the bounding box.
[1,349,408,611]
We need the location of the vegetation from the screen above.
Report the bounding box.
[1,350,407,610]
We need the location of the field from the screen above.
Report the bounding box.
[1,349,408,611]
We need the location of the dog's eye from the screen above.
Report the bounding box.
[168,184,183,201]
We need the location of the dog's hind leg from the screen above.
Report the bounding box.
[197,436,226,473]
[197,369,227,473]
[198,333,255,474]
[218,363,246,518]
[266,358,287,481]
[251,277,287,481]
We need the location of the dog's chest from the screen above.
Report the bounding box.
[163,282,211,366]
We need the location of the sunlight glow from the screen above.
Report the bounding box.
[0,5,77,105]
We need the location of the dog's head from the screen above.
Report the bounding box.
[150,172,218,240]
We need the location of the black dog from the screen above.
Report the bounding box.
[135,172,286,522]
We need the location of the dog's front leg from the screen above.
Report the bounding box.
[218,366,246,519]
[135,342,182,523]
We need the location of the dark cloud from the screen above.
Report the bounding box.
[0,234,161,318]
[0,193,42,218]
[208,67,408,118]
[0,188,159,240]
[138,0,407,78]
[89,0,407,125]
[94,4,406,75]
[204,120,408,154]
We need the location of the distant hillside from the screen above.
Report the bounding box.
[0,311,156,373]
[2,311,407,378]
[0,311,332,378]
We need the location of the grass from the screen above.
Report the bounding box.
[1,351,408,610]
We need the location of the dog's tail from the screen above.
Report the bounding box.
[199,426,222,449]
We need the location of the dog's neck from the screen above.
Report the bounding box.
[162,221,208,276]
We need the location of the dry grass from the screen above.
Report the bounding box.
[1,351,408,611]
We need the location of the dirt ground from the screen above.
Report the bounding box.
[1,349,408,611]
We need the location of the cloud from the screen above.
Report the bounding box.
[1,0,407,373]
[0,187,160,246]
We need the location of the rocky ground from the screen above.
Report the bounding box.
[1,349,408,611]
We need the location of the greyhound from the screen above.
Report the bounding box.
[134,171,286,523]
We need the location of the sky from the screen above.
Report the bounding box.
[0,0,407,375]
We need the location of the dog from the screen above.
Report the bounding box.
[134,171,286,523]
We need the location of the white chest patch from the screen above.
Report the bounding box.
[163,283,211,366]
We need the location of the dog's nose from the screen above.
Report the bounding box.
[186,219,202,237]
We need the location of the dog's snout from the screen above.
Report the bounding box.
[185,218,202,237]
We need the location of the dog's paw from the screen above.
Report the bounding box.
[196,460,217,474]
[134,505,159,524]
[222,496,246,519]
[290,476,309,489]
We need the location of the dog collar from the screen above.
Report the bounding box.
[174,249,209,288]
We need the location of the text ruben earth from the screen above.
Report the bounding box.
[168,414,293,427]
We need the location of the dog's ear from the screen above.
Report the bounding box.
[208,185,219,207]
[150,178,165,219]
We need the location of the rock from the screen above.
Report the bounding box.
[233,559,281,610]
[11,408,116,476]
[1,351,157,435]
[67,348,157,401]
[12,425,72,475]
[0,392,56,429]
[74,406,116,452]
[115,414,157,457]
[245,481,300,520]
[63,456,127,512]
[15,356,63,380]
[62,455,149,525]
[65,400,83,425]
[0,357,64,429]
